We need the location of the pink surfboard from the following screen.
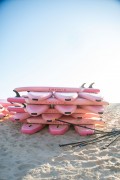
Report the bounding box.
[81,83,100,93]
[49,124,70,135]
[61,116,104,126]
[44,107,91,114]
[26,104,49,116]
[0,106,4,112]
[0,104,3,108]
[14,85,100,93]
[7,106,26,113]
[74,124,95,136]
[0,106,10,117]
[81,105,104,114]
[0,113,5,119]
[7,97,26,104]
[0,101,12,114]
[84,113,101,118]
[21,123,45,134]
[7,105,92,114]
[78,92,103,102]
[2,109,9,114]
[42,113,62,121]
[71,113,101,119]
[7,97,109,106]
[8,104,50,116]
[55,105,77,115]
[82,88,100,93]
[54,92,78,102]
[27,91,52,101]
[14,86,83,93]
[27,116,105,126]
[10,112,30,122]
[71,113,84,119]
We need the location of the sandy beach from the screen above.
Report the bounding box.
[0,104,120,180]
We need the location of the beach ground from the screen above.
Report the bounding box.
[0,104,120,180]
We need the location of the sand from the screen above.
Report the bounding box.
[0,104,120,180]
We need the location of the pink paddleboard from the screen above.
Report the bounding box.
[42,113,62,121]
[54,92,78,102]
[71,113,101,119]
[55,105,77,115]
[0,106,4,112]
[10,112,30,122]
[78,92,103,102]
[74,124,95,136]
[7,106,25,113]
[81,83,100,93]
[49,124,70,135]
[27,116,105,126]
[26,104,49,116]
[81,105,104,114]
[71,113,84,119]
[27,91,52,101]
[82,88,100,93]
[7,97,26,104]
[0,101,11,107]
[14,86,83,93]
[7,105,92,114]
[7,97,109,105]
[21,123,45,134]
[14,85,100,93]
[44,107,91,114]
[0,113,5,119]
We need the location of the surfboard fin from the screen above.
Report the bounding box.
[13,90,20,97]
[81,83,86,88]
[89,82,95,88]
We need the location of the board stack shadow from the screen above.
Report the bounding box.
[7,84,109,135]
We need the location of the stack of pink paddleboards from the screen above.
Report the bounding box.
[7,83,109,135]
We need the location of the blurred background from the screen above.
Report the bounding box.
[0,0,120,102]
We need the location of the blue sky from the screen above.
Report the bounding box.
[0,0,120,102]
